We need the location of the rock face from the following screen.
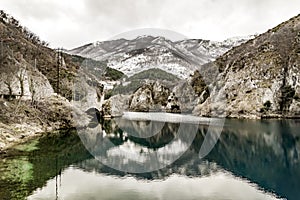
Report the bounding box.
[193,14,300,118]
[0,52,54,100]
[166,93,181,113]
[108,82,182,114]
[109,94,130,116]
[129,82,170,112]
[172,70,212,112]
[101,100,112,118]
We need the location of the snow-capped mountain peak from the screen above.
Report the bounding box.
[68,35,253,79]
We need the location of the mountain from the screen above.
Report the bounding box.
[68,35,253,79]
[193,14,300,118]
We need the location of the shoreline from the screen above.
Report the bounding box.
[1,111,300,153]
[0,95,75,153]
[0,122,44,153]
[0,121,79,154]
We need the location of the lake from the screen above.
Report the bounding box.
[1,113,300,200]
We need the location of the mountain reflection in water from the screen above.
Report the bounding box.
[28,167,279,200]
[1,114,300,200]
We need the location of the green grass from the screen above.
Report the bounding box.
[13,139,39,152]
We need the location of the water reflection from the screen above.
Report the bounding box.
[28,167,281,200]
[78,114,200,173]
[0,117,299,200]
[207,119,300,200]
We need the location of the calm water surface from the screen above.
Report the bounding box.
[1,114,300,200]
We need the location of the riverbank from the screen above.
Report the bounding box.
[0,95,75,152]
[1,95,299,152]
[0,122,43,151]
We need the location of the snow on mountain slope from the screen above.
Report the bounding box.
[68,35,254,79]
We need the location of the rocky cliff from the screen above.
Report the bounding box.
[193,14,300,119]
[107,80,183,114]
[0,51,54,100]
[129,81,170,112]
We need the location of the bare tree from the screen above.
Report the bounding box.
[29,75,36,105]
[3,79,13,98]
[0,55,18,100]
[1,71,14,100]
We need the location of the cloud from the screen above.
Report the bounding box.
[0,0,300,49]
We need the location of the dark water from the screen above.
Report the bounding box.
[1,115,300,200]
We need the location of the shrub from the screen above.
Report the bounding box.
[105,67,124,81]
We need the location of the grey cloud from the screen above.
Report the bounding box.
[0,0,300,49]
[82,0,165,27]
[1,0,64,20]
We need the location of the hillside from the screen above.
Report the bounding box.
[0,11,93,150]
[193,14,300,118]
[0,11,79,101]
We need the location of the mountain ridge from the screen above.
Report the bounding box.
[68,35,254,78]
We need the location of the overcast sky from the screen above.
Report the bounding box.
[1,0,300,49]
